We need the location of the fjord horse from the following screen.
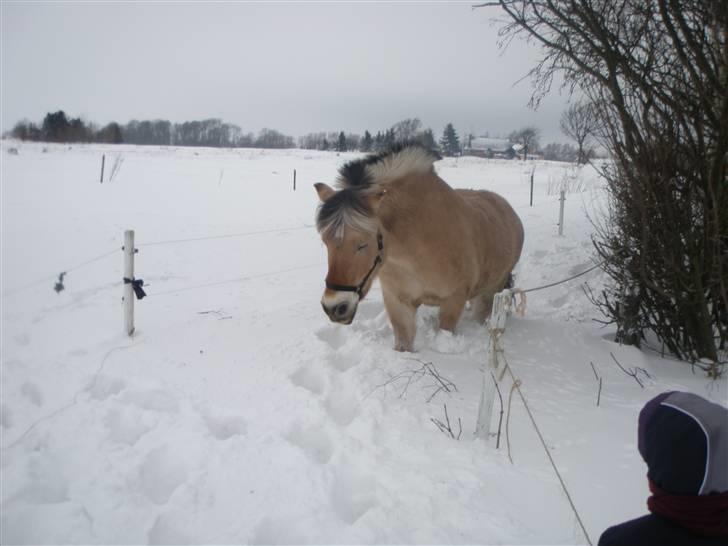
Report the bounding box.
[315,144,524,352]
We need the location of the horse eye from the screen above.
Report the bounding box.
[356,243,369,252]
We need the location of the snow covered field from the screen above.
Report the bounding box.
[2,141,726,545]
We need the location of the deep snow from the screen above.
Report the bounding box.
[1,141,726,545]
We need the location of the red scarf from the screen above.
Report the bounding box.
[648,479,728,538]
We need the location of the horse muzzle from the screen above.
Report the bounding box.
[321,291,358,325]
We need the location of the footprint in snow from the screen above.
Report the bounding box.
[121,389,179,413]
[325,349,358,372]
[315,326,347,350]
[86,375,126,401]
[14,454,69,504]
[203,413,248,441]
[324,382,360,426]
[289,364,327,396]
[286,422,334,464]
[138,446,189,505]
[148,510,195,545]
[330,462,376,524]
[105,407,153,446]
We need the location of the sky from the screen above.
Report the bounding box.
[1,1,574,143]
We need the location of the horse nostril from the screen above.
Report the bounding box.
[335,303,349,318]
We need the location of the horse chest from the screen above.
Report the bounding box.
[380,255,455,304]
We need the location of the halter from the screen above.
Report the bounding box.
[325,233,383,298]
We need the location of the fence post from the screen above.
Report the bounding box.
[558,190,566,236]
[475,290,510,440]
[293,169,297,191]
[124,230,135,336]
[100,154,106,184]
[530,167,535,207]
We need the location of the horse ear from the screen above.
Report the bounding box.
[314,183,335,202]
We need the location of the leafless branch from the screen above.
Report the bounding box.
[590,361,603,406]
[431,404,462,440]
[610,352,644,388]
[376,359,458,402]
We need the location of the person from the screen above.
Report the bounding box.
[599,391,728,545]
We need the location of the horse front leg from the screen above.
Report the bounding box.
[382,290,417,352]
[439,291,468,332]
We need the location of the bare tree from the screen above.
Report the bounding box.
[391,118,423,143]
[478,1,728,367]
[560,102,595,164]
[509,126,540,160]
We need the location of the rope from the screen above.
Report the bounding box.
[502,353,593,546]
[519,261,604,294]
[2,248,120,297]
[137,225,314,247]
[147,262,325,297]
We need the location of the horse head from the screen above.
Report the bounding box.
[315,182,384,324]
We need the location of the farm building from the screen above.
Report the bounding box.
[465,137,519,159]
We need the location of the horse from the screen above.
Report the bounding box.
[314,144,524,352]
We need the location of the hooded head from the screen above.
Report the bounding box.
[638,391,728,496]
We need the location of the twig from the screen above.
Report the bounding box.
[431,404,462,440]
[197,309,232,320]
[590,361,602,406]
[377,359,457,402]
[610,352,644,388]
[491,372,505,449]
[597,377,602,406]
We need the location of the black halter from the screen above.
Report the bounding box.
[325,233,384,298]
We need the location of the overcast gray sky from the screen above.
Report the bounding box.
[2,1,573,143]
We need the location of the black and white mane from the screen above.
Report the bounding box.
[316,144,440,240]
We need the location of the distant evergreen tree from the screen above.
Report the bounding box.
[384,129,395,149]
[439,123,460,157]
[361,130,373,152]
[42,111,71,142]
[322,138,329,151]
[373,131,384,151]
[338,131,347,152]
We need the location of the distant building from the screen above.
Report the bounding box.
[464,137,518,159]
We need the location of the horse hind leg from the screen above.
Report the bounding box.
[473,273,515,323]
[439,291,468,332]
[471,292,495,324]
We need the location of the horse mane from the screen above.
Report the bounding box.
[336,143,441,190]
[317,144,440,240]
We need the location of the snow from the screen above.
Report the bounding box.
[2,141,726,545]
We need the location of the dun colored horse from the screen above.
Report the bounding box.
[315,144,524,352]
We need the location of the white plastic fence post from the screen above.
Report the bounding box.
[558,190,566,236]
[475,290,510,440]
[124,230,135,336]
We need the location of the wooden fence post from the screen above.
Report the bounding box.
[530,167,535,207]
[475,290,511,440]
[293,169,297,191]
[558,190,566,236]
[124,230,135,336]
[100,154,106,183]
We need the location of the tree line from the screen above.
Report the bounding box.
[8,110,588,163]
[9,112,295,149]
